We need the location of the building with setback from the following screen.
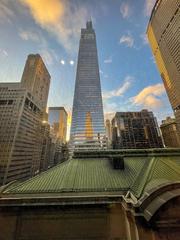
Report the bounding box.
[0,148,180,240]
[70,21,106,151]
[21,54,50,111]
[0,83,42,186]
[147,0,180,138]
[160,117,180,148]
[112,110,163,149]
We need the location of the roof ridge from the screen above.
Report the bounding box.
[130,157,156,198]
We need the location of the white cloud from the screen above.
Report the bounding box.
[103,76,133,100]
[19,29,41,42]
[0,49,8,57]
[144,0,156,17]
[19,29,59,66]
[104,57,112,64]
[40,49,54,65]
[20,0,89,52]
[120,2,131,19]
[119,33,134,47]
[131,83,165,109]
[140,33,148,45]
[103,102,119,115]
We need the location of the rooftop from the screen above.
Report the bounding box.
[1,149,180,201]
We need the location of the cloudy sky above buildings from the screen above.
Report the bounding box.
[0,0,173,130]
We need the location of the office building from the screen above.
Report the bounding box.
[0,83,43,186]
[160,117,180,148]
[147,0,180,136]
[105,119,112,146]
[40,121,51,171]
[21,54,51,110]
[112,110,163,149]
[48,107,67,144]
[70,21,106,150]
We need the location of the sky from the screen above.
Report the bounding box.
[0,0,173,138]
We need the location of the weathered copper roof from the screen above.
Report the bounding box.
[1,149,180,199]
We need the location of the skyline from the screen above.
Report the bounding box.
[0,0,173,140]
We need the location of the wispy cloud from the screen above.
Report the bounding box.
[131,83,165,109]
[19,29,42,42]
[104,102,118,114]
[119,33,134,47]
[0,0,15,23]
[120,2,131,19]
[19,28,58,66]
[144,0,156,17]
[103,76,133,99]
[20,0,89,51]
[140,33,148,45]
[40,49,55,65]
[0,49,8,57]
[104,57,112,64]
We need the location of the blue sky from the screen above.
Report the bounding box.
[0,0,173,131]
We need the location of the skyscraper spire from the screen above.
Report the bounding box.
[86,20,92,29]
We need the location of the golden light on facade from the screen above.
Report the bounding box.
[85,112,93,140]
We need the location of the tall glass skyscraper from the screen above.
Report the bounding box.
[70,21,106,150]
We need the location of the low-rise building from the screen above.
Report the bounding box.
[48,107,68,144]
[160,117,180,148]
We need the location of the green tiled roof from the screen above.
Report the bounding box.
[2,157,145,194]
[1,154,180,199]
[131,156,180,197]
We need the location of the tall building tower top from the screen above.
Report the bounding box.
[21,54,51,111]
[70,21,106,151]
[86,20,93,29]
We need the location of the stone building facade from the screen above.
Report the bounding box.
[0,83,42,186]
[160,117,180,148]
[147,0,180,139]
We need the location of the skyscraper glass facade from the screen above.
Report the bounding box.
[70,21,106,150]
[48,107,67,143]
